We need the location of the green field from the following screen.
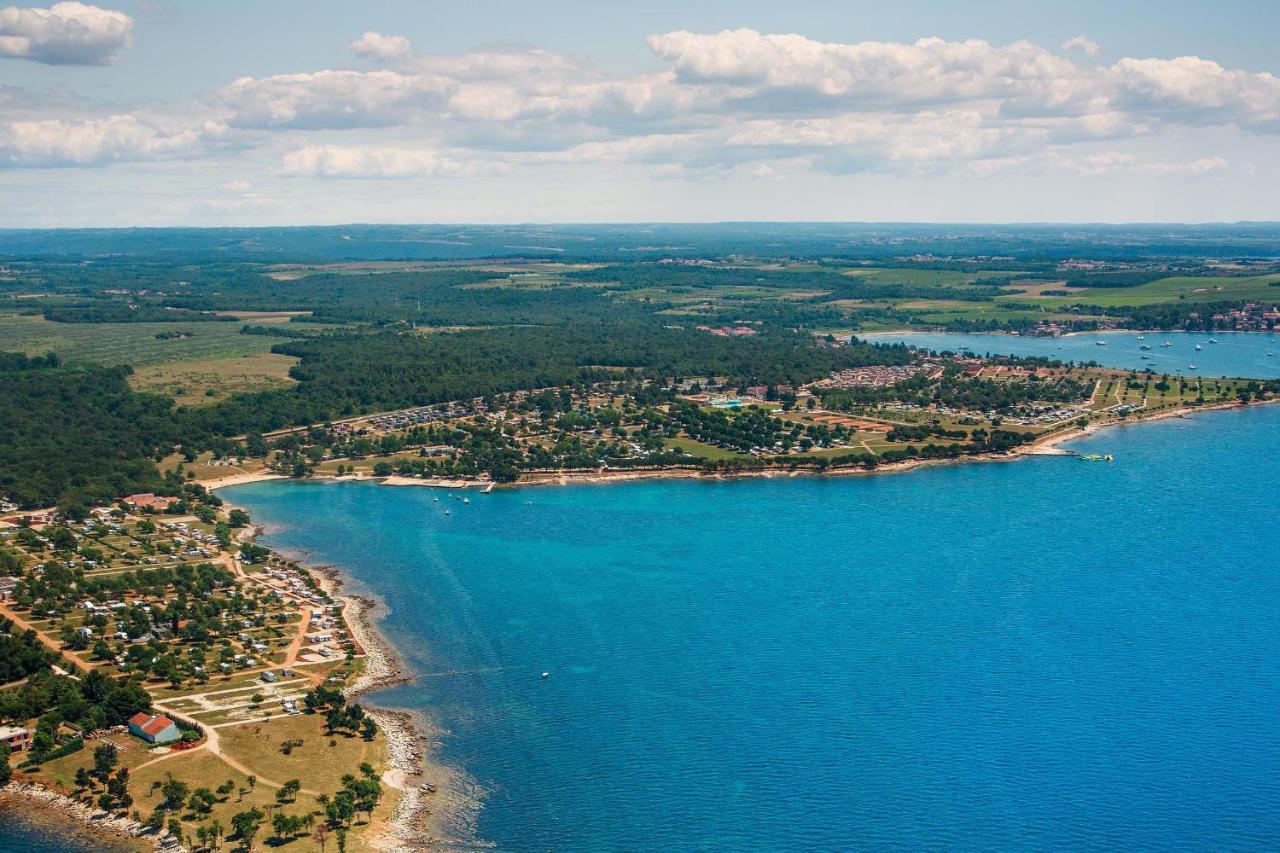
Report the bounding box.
[0,313,275,367]
[843,268,1024,287]
[1000,274,1280,308]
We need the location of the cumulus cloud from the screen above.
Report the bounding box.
[0,114,226,166]
[1061,35,1100,57]
[0,1,132,65]
[216,69,455,129]
[281,144,496,178]
[646,29,1080,110]
[350,30,410,63]
[2,25,1273,185]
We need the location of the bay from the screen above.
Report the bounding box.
[864,330,1280,378]
[224,403,1280,851]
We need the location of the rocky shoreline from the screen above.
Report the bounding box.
[306,571,476,851]
[0,781,182,852]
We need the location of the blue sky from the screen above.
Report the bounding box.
[1,0,1278,225]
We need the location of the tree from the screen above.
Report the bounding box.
[75,766,93,790]
[230,808,263,849]
[160,776,190,810]
[0,743,10,786]
[92,741,119,778]
[277,778,300,803]
[188,786,217,814]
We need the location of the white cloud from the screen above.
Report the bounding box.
[969,150,1229,177]
[0,1,132,65]
[350,30,410,63]
[0,114,225,166]
[281,144,496,178]
[1061,35,1100,58]
[2,25,1274,191]
[646,29,1080,109]
[216,69,455,129]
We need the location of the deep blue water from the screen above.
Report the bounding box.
[221,404,1280,851]
[865,330,1280,378]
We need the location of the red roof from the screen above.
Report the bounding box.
[128,712,175,736]
[143,715,175,736]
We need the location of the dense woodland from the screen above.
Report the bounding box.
[2,227,1278,508]
[0,324,913,506]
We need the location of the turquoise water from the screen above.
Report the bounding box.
[223,404,1280,851]
[865,330,1280,378]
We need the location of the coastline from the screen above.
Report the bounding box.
[267,557,480,851]
[0,782,165,852]
[198,396,1277,850]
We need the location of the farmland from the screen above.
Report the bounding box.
[0,314,275,367]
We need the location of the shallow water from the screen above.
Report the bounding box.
[223,404,1280,851]
[0,801,132,853]
[865,329,1280,378]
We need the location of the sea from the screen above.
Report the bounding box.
[12,334,1280,851]
[864,329,1280,379]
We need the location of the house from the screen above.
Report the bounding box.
[0,576,18,600]
[123,493,176,511]
[0,725,32,752]
[127,712,181,745]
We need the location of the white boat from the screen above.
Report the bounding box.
[1209,338,1220,344]
[432,497,439,502]
[1161,341,1173,347]
[1269,351,1276,357]
[1188,364,1198,370]
[1136,335,1146,340]
[1194,344,1202,351]
[1096,340,1107,346]
[463,497,470,504]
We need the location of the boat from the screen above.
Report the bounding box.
[1194,344,1202,351]
[1140,354,1150,360]
[1139,344,1151,350]
[432,497,439,502]
[1268,351,1276,357]
[1209,338,1220,344]
[1095,340,1107,346]
[1136,335,1146,340]
[1161,341,1173,347]
[1079,453,1112,462]
[1188,364,1198,370]
[463,497,471,504]
[444,508,451,515]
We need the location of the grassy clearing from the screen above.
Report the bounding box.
[129,352,299,405]
[216,714,385,795]
[1006,273,1280,308]
[664,436,750,461]
[841,268,1025,287]
[0,314,274,367]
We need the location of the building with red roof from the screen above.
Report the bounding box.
[127,711,180,744]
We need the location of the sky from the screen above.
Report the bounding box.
[1,0,1278,226]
